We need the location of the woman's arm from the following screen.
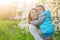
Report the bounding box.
[30,15,46,25]
[37,15,46,25]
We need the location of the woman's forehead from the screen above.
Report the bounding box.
[36,7,43,9]
[32,10,37,11]
[31,10,37,13]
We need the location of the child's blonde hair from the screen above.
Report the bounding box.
[28,8,38,24]
[36,5,45,11]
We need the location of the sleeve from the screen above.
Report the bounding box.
[38,13,46,21]
[30,15,46,26]
[37,15,46,25]
[30,20,39,25]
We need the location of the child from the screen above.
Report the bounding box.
[30,5,55,40]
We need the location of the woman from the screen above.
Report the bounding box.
[28,8,45,40]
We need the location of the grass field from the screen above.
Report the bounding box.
[0,21,60,40]
[0,21,34,40]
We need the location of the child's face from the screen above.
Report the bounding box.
[30,10,39,20]
[36,6,44,14]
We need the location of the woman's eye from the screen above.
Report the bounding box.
[39,9,42,10]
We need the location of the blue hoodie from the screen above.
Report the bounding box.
[39,10,55,34]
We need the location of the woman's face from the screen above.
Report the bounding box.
[36,6,44,14]
[30,10,39,20]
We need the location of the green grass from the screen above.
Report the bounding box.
[0,21,34,40]
[0,21,60,40]
[54,31,60,40]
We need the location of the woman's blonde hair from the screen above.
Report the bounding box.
[28,8,38,24]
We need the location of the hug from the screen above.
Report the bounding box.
[28,5,55,40]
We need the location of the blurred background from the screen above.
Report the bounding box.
[0,0,60,40]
